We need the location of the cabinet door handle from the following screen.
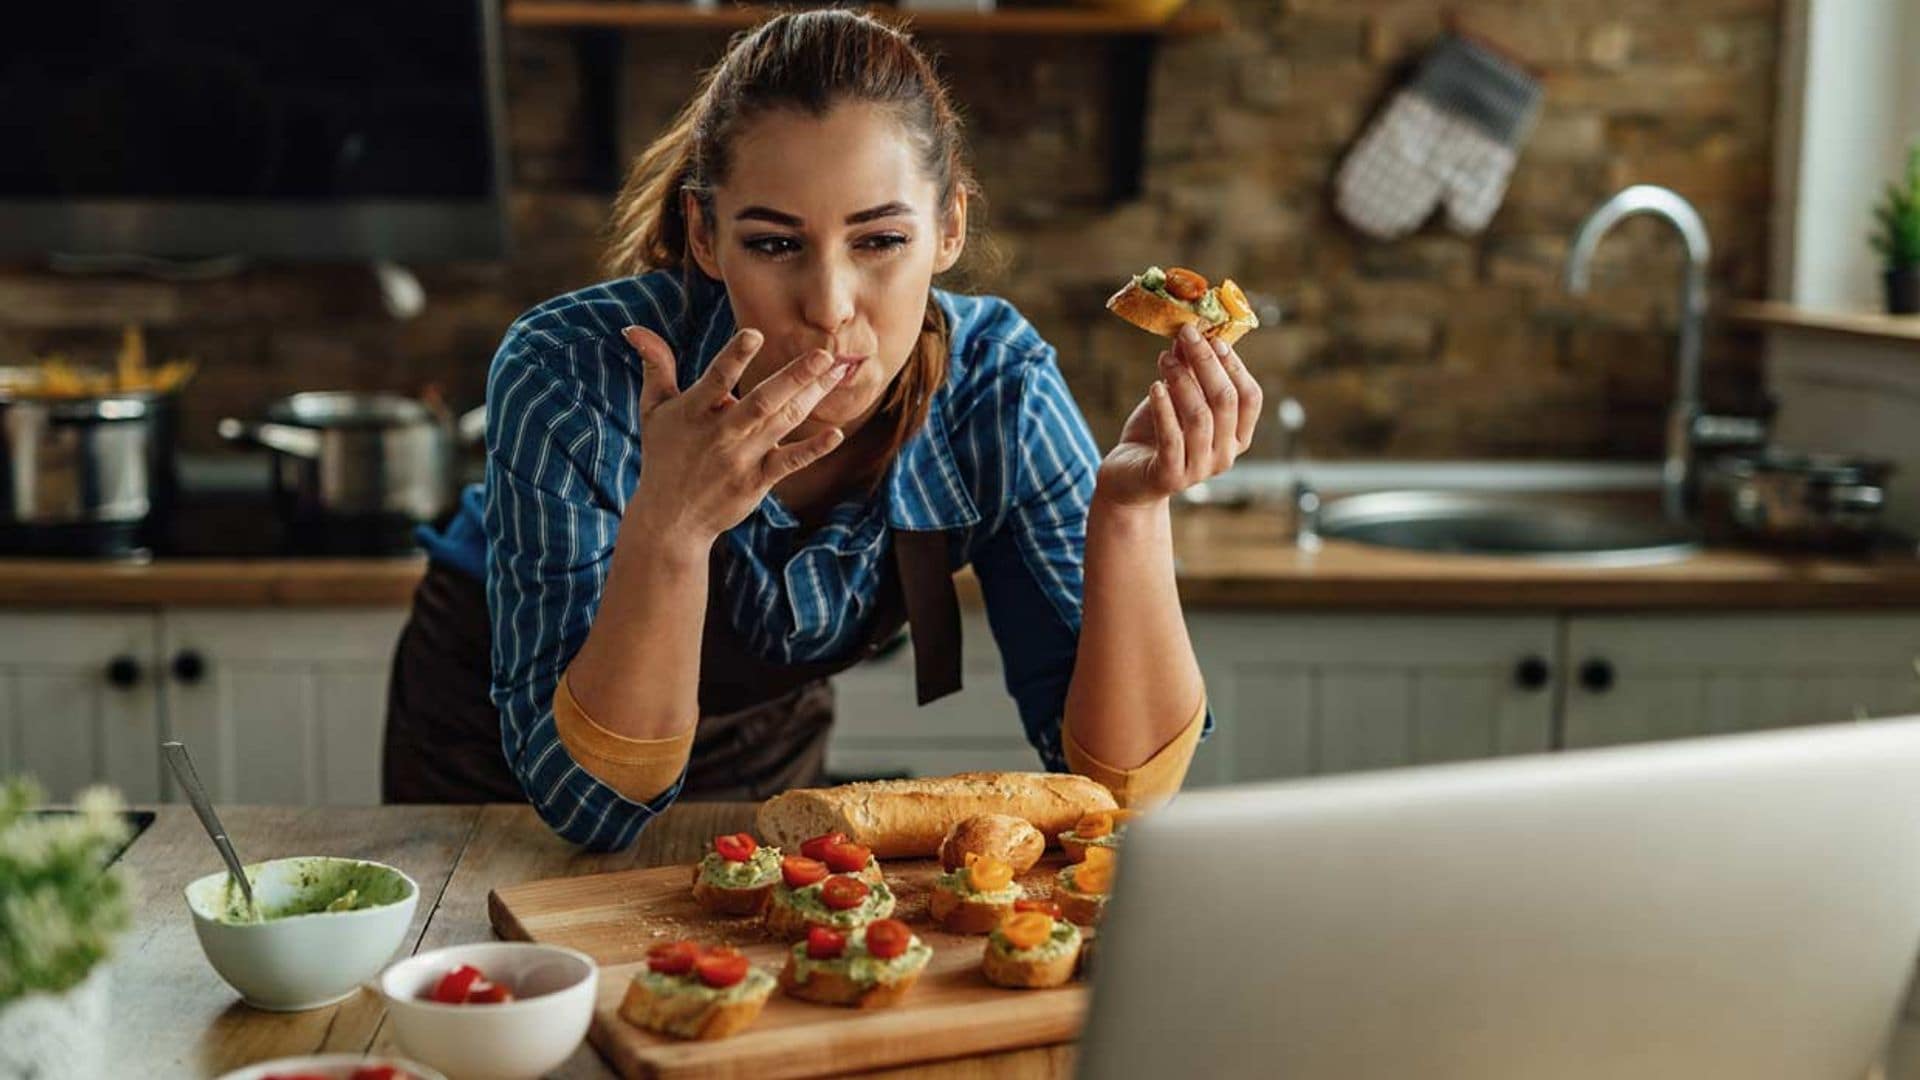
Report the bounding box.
[1579,658,1615,693]
[171,649,207,685]
[1513,655,1551,691]
[104,655,142,690]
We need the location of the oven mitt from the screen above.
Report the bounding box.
[1334,33,1542,240]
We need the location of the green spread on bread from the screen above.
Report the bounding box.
[787,925,932,987]
[777,878,895,927]
[697,846,782,889]
[988,918,1081,963]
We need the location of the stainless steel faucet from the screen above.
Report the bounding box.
[1277,397,1319,550]
[1564,184,1766,523]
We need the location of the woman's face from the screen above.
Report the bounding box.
[686,102,966,437]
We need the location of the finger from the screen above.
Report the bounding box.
[762,426,845,483]
[1178,326,1239,465]
[1158,348,1213,475]
[1148,379,1184,483]
[624,326,680,413]
[1214,336,1264,454]
[737,348,839,429]
[689,328,764,407]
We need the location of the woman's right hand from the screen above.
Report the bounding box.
[620,325,851,544]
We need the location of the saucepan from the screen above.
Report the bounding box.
[218,391,485,533]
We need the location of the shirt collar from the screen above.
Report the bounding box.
[687,279,981,535]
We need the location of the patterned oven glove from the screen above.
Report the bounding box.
[1334,33,1543,241]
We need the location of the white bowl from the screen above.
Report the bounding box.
[215,1053,447,1080]
[378,942,598,1080]
[185,856,419,1011]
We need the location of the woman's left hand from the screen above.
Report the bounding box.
[1096,322,1263,508]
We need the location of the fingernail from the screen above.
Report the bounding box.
[1158,351,1176,369]
[1178,323,1201,344]
[829,361,853,382]
[1211,336,1230,357]
[621,325,642,343]
[737,328,763,349]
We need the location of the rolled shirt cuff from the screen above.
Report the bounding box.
[1063,693,1207,810]
[552,671,695,805]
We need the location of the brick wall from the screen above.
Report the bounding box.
[0,1,1779,460]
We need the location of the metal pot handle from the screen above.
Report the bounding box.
[217,418,323,459]
[1825,485,1885,513]
[456,406,487,447]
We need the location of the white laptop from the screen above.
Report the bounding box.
[1077,717,1920,1080]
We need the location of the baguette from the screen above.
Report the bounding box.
[756,772,1117,859]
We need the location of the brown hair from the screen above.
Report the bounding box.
[606,10,988,489]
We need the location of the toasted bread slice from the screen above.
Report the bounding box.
[1059,832,1121,864]
[690,869,776,916]
[981,939,1080,989]
[1056,886,1107,927]
[619,971,774,1040]
[764,880,896,941]
[1105,280,1256,344]
[777,955,927,1008]
[929,881,1017,935]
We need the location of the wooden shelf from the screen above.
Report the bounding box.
[1727,300,1920,347]
[506,1,1227,35]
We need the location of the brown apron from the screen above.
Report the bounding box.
[383,529,961,804]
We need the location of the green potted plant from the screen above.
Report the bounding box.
[0,777,132,1079]
[1871,142,1920,315]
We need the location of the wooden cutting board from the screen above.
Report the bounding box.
[488,855,1091,1080]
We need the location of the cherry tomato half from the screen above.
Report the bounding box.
[820,840,872,875]
[781,855,829,889]
[799,832,849,861]
[428,964,483,1004]
[819,875,871,911]
[864,918,912,960]
[646,940,700,976]
[805,925,847,960]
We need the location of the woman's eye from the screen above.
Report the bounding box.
[859,233,910,252]
[744,236,799,258]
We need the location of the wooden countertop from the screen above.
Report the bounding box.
[1157,508,1920,610]
[110,803,1920,1078]
[114,803,1064,1079]
[0,555,427,607]
[1727,299,1920,347]
[4,508,1920,610]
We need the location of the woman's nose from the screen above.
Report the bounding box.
[800,260,857,334]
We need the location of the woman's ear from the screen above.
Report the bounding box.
[685,190,724,280]
[933,187,967,274]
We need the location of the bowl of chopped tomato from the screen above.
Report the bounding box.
[214,1053,445,1080]
[377,942,598,1080]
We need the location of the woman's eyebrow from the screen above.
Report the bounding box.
[735,201,914,226]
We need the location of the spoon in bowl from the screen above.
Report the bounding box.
[161,740,257,921]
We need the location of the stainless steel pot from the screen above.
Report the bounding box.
[1718,449,1894,552]
[0,373,178,555]
[218,392,483,529]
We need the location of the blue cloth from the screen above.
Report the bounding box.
[419,270,1212,850]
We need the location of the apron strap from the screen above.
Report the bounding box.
[893,529,963,705]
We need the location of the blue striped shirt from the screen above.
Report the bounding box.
[422,270,1203,851]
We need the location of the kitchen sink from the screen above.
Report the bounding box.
[1315,490,1703,566]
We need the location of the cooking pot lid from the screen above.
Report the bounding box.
[1722,448,1895,485]
[266,391,436,429]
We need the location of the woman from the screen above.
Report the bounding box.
[383,10,1262,850]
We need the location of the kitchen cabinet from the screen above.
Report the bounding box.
[1184,613,1559,784]
[160,610,409,806]
[829,610,1920,786]
[828,609,1043,782]
[0,613,164,802]
[1561,613,1920,748]
[0,608,406,805]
